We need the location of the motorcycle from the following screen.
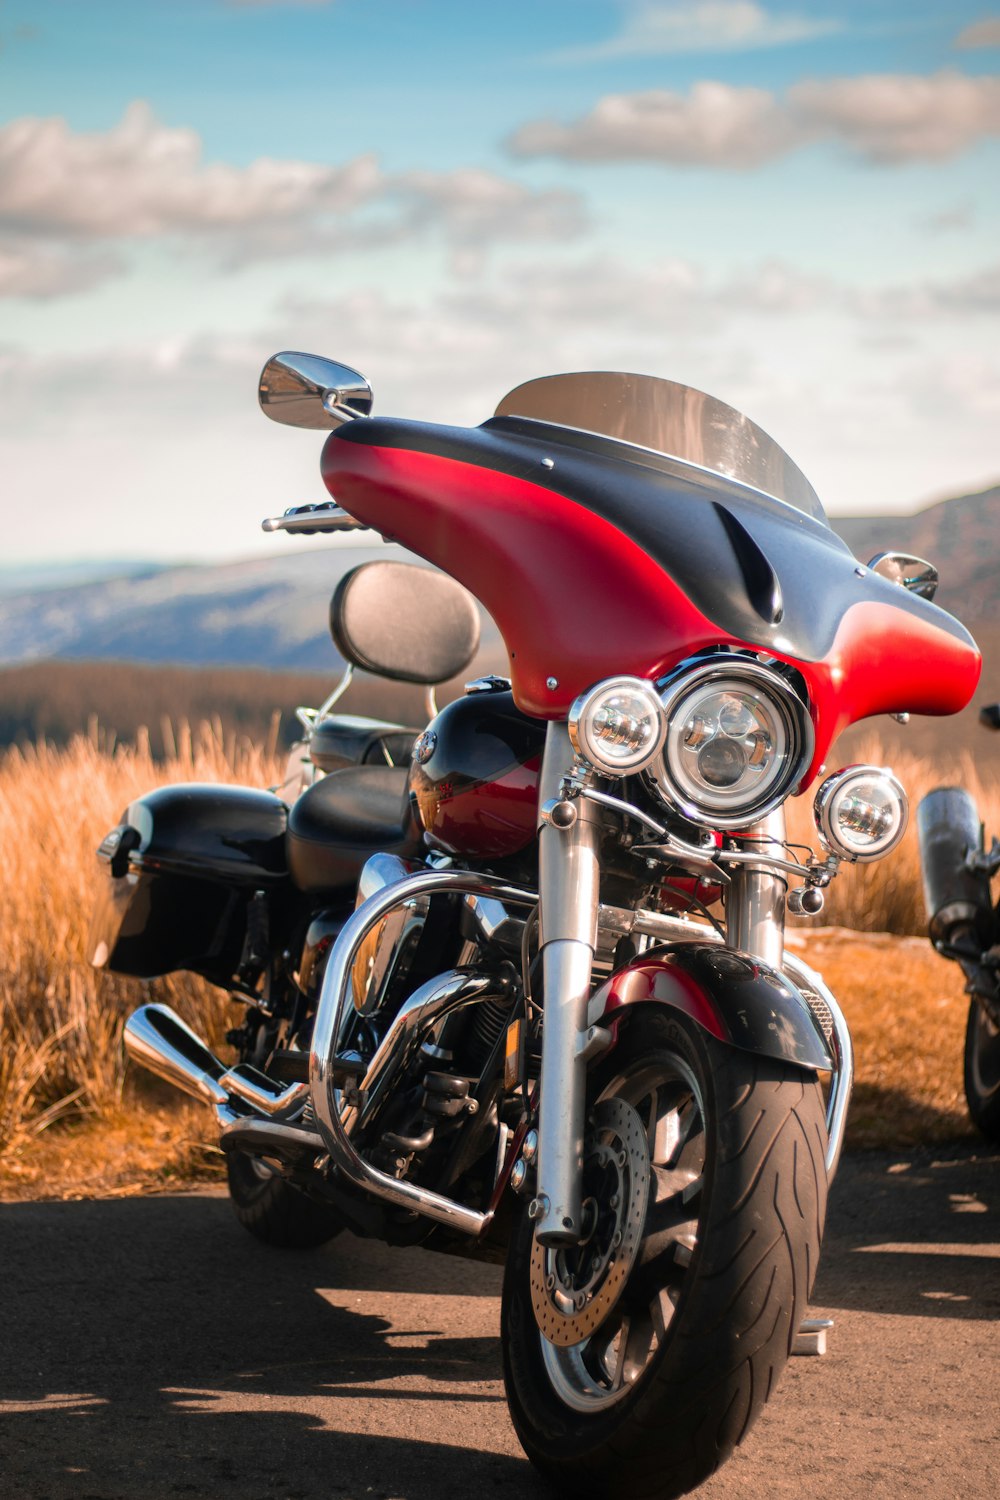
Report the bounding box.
[917,705,1000,1142]
[90,356,980,1499]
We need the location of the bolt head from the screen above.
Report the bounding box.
[546,676,558,690]
[522,1129,539,1164]
[510,1159,528,1193]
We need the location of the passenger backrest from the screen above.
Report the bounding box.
[329,560,481,686]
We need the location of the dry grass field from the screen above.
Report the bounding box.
[0,720,996,1201]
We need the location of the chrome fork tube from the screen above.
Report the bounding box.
[533,725,601,1247]
[726,809,788,967]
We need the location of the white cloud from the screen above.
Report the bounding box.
[392,168,585,245]
[508,83,798,168]
[0,103,586,297]
[916,200,976,233]
[0,102,381,238]
[789,70,1000,164]
[4,248,1000,564]
[509,70,1000,168]
[0,238,123,299]
[555,1,840,63]
[953,17,1000,49]
[854,262,1000,320]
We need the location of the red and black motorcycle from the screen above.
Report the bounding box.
[91,358,979,1498]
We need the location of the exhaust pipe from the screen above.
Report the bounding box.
[124,1004,233,1113]
[124,1004,314,1143]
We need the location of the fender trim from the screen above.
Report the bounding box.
[587,943,834,1072]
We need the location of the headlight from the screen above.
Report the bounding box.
[568,676,666,776]
[648,658,812,829]
[814,765,907,861]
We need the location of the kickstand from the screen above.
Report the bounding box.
[793,1316,834,1356]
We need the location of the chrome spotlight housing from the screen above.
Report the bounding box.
[648,657,813,829]
[568,676,667,776]
[814,765,908,862]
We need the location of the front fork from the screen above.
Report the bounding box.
[531,731,790,1248]
[533,725,602,1245]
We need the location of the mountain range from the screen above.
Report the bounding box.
[1,484,996,672]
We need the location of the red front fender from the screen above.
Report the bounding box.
[588,945,834,1072]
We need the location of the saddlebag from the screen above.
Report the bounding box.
[89,783,288,982]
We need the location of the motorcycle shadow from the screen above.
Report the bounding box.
[0,1191,547,1500]
[818,1136,1000,1322]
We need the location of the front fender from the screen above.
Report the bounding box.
[587,943,834,1072]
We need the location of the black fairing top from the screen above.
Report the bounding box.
[333,414,970,661]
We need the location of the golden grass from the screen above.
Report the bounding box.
[0,722,284,1172]
[0,723,996,1199]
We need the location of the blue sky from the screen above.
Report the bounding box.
[2,0,998,563]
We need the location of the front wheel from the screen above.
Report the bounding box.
[501,1008,828,1500]
[964,998,1000,1141]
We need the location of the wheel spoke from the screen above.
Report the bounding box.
[665,1097,701,1169]
[617,1310,654,1389]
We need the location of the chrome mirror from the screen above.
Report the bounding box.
[866,552,939,601]
[258,352,373,430]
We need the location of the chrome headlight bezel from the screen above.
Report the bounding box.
[814,765,908,862]
[647,656,813,830]
[568,675,667,776]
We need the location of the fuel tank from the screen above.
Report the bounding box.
[407,687,544,860]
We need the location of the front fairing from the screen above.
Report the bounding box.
[321,403,979,786]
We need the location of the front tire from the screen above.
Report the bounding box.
[964,998,1000,1141]
[226,1152,346,1250]
[501,1008,828,1500]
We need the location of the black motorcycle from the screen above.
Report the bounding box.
[917,704,1000,1141]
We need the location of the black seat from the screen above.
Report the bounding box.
[286,766,422,893]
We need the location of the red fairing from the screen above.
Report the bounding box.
[323,442,749,716]
[322,440,980,786]
[793,600,981,784]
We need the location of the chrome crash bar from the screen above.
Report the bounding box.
[307,873,853,1241]
[310,869,538,1238]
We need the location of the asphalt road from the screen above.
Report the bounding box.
[1,1144,998,1500]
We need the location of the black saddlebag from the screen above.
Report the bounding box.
[88,783,288,982]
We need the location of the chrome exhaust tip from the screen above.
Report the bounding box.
[123,1003,230,1109]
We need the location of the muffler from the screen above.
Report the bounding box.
[124,1004,233,1113]
[917,788,993,948]
[124,1003,312,1125]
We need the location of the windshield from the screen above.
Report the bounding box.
[495,371,826,524]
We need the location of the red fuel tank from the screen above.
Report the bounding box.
[408,688,544,860]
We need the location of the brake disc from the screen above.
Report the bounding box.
[529,1095,650,1347]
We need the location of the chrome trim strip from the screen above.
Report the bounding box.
[309,868,537,1238]
[781,950,854,1183]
